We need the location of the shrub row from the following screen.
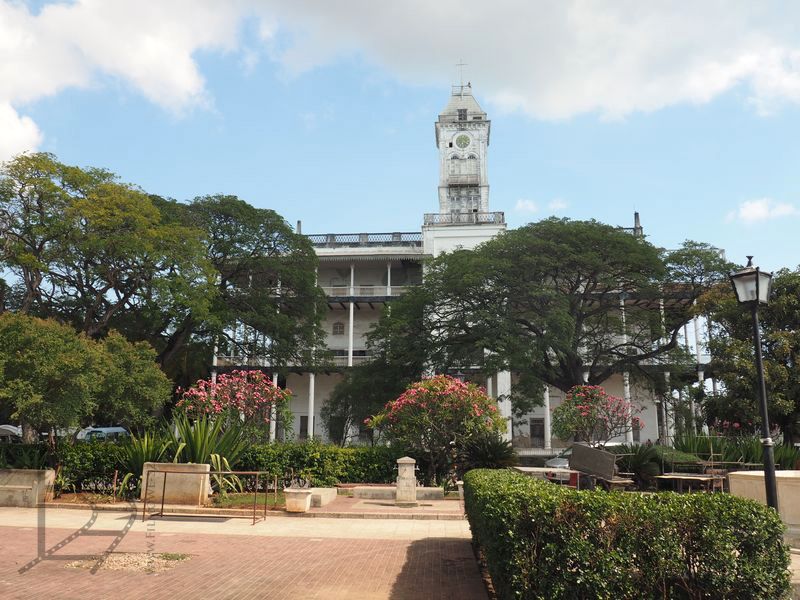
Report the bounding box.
[463,469,790,600]
[1,441,405,491]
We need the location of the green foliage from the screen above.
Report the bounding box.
[608,444,660,487]
[464,469,790,600]
[237,440,404,487]
[459,431,518,475]
[93,332,172,428]
[674,434,800,470]
[117,430,173,495]
[0,443,49,470]
[368,375,505,485]
[650,445,702,472]
[171,414,246,467]
[0,313,102,437]
[0,313,169,435]
[366,221,727,397]
[9,439,405,493]
[700,266,800,445]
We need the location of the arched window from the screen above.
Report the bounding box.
[449,154,461,160]
[467,154,477,159]
[332,322,345,336]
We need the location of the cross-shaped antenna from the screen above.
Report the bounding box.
[456,59,467,87]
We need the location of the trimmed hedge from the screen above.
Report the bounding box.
[1,441,405,490]
[237,442,405,486]
[463,469,790,600]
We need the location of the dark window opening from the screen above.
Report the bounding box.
[299,416,309,440]
[457,108,467,121]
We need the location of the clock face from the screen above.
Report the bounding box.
[455,134,470,149]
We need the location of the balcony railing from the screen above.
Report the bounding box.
[320,285,416,297]
[423,212,505,226]
[306,232,422,248]
[447,174,480,186]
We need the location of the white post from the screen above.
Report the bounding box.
[496,371,512,442]
[348,263,355,367]
[269,372,278,442]
[543,384,552,450]
[683,323,696,432]
[211,338,218,385]
[486,375,493,399]
[386,261,392,296]
[620,297,634,443]
[308,372,315,439]
[693,310,707,434]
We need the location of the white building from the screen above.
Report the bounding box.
[215,84,710,452]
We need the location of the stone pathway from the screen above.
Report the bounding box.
[0,507,487,600]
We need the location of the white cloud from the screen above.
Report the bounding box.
[5,2,800,161]
[0,103,42,159]
[548,198,568,212]
[515,199,539,213]
[0,0,254,160]
[726,198,799,223]
[255,1,800,120]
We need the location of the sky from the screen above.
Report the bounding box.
[2,1,799,271]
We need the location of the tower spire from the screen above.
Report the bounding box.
[455,59,467,89]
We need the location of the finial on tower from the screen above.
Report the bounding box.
[456,59,468,88]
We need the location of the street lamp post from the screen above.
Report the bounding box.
[729,256,778,510]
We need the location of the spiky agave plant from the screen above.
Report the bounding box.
[171,414,246,467]
[118,430,173,497]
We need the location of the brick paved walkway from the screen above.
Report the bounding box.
[0,508,487,600]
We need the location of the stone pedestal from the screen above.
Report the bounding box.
[395,456,418,507]
[141,462,210,506]
[0,469,55,507]
[285,488,313,513]
[728,470,800,527]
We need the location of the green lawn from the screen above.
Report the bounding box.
[211,491,285,509]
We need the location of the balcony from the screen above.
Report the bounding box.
[423,212,505,226]
[320,285,416,298]
[306,232,422,248]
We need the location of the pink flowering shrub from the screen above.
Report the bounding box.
[551,384,643,445]
[366,375,505,484]
[177,370,292,432]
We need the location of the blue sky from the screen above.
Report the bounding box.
[2,1,799,271]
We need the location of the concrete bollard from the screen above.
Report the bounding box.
[395,456,418,507]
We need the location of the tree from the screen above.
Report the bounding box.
[366,220,728,405]
[699,266,800,445]
[0,314,171,440]
[93,331,173,429]
[176,370,293,440]
[367,375,505,484]
[551,384,643,445]
[0,313,100,441]
[0,153,211,339]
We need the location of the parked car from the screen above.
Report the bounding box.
[0,425,22,443]
[76,427,130,442]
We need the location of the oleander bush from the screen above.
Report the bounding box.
[463,469,790,600]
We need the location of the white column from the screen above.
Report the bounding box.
[386,261,392,296]
[211,338,218,385]
[269,372,278,442]
[496,371,512,442]
[308,372,315,439]
[683,322,696,432]
[543,384,552,450]
[664,371,675,444]
[486,375,493,398]
[693,311,708,434]
[620,297,634,443]
[348,263,355,367]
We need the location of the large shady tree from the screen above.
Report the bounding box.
[362,219,728,416]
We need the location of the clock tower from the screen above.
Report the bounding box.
[423,83,505,257]
[435,83,490,215]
